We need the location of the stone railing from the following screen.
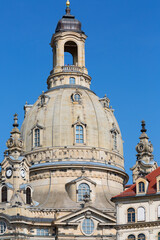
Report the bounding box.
[62,65,81,73]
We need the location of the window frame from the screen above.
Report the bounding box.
[137,206,145,222]
[128,235,136,240]
[127,208,135,223]
[138,233,145,240]
[139,182,145,193]
[78,183,90,202]
[37,228,49,236]
[0,221,7,235]
[69,77,75,84]
[75,125,84,144]
[81,218,94,236]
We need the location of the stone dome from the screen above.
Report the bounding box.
[21,85,124,171]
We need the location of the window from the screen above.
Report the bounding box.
[0,221,6,235]
[82,218,94,235]
[138,234,145,240]
[78,183,90,201]
[74,93,81,102]
[137,207,145,221]
[76,125,84,143]
[35,129,40,147]
[159,180,160,191]
[139,182,145,193]
[70,77,75,84]
[113,132,117,150]
[26,187,31,205]
[158,206,160,219]
[158,232,160,240]
[2,186,7,203]
[37,229,49,236]
[127,208,135,223]
[128,235,135,240]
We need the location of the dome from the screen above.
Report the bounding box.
[55,7,83,33]
[21,85,124,171]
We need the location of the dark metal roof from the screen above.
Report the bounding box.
[55,7,84,34]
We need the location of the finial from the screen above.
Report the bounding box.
[13,113,19,128]
[141,120,147,133]
[66,0,71,14]
[66,0,70,8]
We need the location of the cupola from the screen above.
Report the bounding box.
[47,1,91,89]
[55,1,83,34]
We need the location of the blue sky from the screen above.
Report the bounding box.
[0,0,160,183]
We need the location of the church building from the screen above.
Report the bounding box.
[0,1,159,240]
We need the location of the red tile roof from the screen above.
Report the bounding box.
[112,167,160,199]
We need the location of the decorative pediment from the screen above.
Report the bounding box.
[72,116,86,128]
[54,206,116,226]
[66,176,96,186]
[31,121,44,131]
[110,123,119,134]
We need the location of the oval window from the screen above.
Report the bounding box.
[82,218,94,235]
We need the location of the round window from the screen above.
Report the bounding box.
[0,221,6,235]
[73,93,81,102]
[82,218,94,236]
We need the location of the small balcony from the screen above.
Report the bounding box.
[62,65,81,73]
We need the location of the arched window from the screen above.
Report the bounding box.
[76,125,84,143]
[70,77,75,84]
[127,208,135,223]
[138,234,145,240]
[35,128,40,147]
[2,186,7,202]
[26,187,31,205]
[139,182,145,193]
[137,207,145,221]
[158,232,160,240]
[78,183,90,201]
[128,235,135,240]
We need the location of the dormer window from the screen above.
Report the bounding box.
[35,129,40,147]
[70,77,75,84]
[78,183,90,201]
[139,182,145,193]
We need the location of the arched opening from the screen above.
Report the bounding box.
[158,232,160,240]
[2,186,7,202]
[26,187,31,205]
[64,41,78,66]
[128,235,135,240]
[138,234,145,240]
